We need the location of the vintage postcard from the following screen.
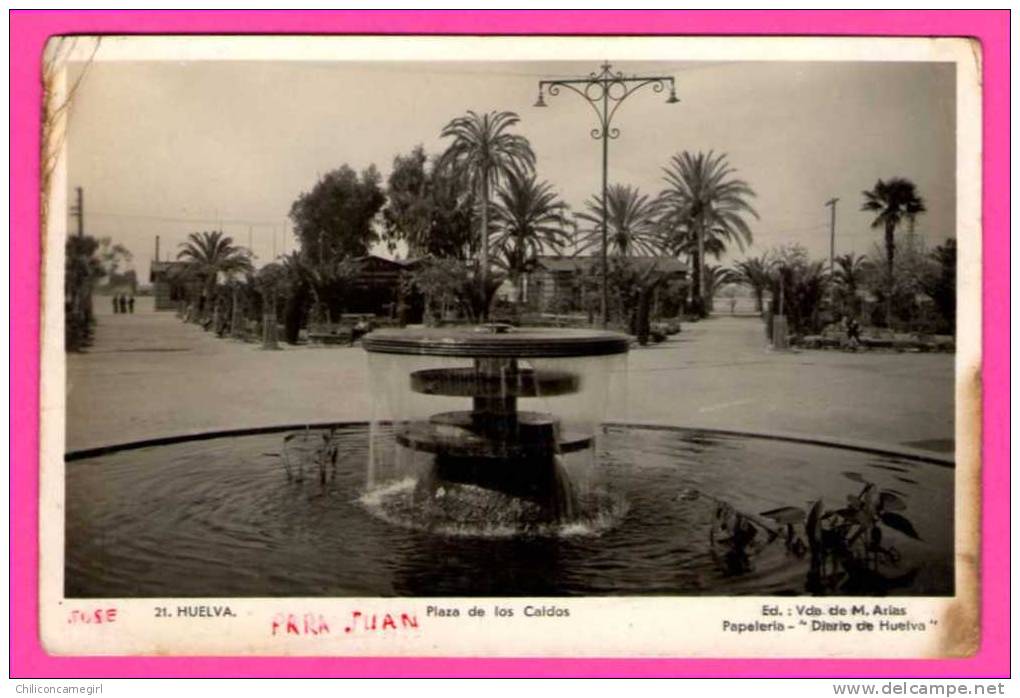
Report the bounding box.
[39,33,982,659]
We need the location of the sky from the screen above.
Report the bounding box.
[65,57,956,279]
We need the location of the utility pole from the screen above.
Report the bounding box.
[825,197,839,274]
[70,186,84,237]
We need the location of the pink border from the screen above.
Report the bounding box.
[11,10,1008,678]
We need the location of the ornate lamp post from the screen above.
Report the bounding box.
[535,62,678,327]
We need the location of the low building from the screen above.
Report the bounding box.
[524,255,689,313]
[345,255,423,322]
[149,260,191,311]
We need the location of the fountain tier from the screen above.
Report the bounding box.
[362,326,629,522]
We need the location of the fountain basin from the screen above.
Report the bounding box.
[64,424,954,598]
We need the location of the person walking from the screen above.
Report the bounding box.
[128,296,135,314]
[112,294,120,314]
[118,295,127,314]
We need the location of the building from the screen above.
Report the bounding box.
[344,255,423,322]
[149,260,191,311]
[524,255,689,314]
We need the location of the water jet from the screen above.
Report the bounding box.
[362,325,629,528]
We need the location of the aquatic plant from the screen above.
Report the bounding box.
[758,478,921,594]
[709,501,778,576]
[704,476,922,593]
[274,427,340,485]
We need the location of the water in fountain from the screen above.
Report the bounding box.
[61,327,953,598]
[64,425,954,597]
[362,328,629,535]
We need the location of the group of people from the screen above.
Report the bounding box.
[111,294,135,314]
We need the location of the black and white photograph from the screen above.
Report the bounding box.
[44,35,980,656]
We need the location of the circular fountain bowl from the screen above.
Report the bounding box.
[410,366,581,397]
[395,411,594,457]
[362,326,630,358]
[64,424,954,598]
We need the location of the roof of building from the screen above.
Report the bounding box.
[150,260,190,272]
[534,255,688,275]
[149,260,190,283]
[350,254,404,269]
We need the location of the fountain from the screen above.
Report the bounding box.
[361,325,629,529]
[63,326,954,598]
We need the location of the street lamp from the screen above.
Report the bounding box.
[535,62,679,328]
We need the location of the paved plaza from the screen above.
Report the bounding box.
[65,296,955,454]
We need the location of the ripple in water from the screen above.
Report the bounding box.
[65,425,954,598]
[360,477,629,539]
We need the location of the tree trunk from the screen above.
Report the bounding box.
[885,220,896,329]
[691,225,705,317]
[230,286,243,338]
[478,173,489,321]
[262,290,279,350]
[512,271,524,307]
[284,289,306,343]
[201,275,216,323]
[636,285,653,345]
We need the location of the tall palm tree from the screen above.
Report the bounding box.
[438,110,536,312]
[489,169,570,303]
[659,150,758,316]
[861,177,926,326]
[177,231,253,317]
[575,184,664,257]
[731,253,772,313]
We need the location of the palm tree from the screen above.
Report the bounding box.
[665,225,727,264]
[574,185,666,329]
[920,238,956,334]
[575,184,664,257]
[769,257,830,336]
[731,253,772,313]
[703,264,738,313]
[254,262,290,348]
[296,256,361,325]
[489,169,570,304]
[659,151,758,316]
[438,110,536,313]
[832,252,871,317]
[177,231,253,319]
[861,177,926,326]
